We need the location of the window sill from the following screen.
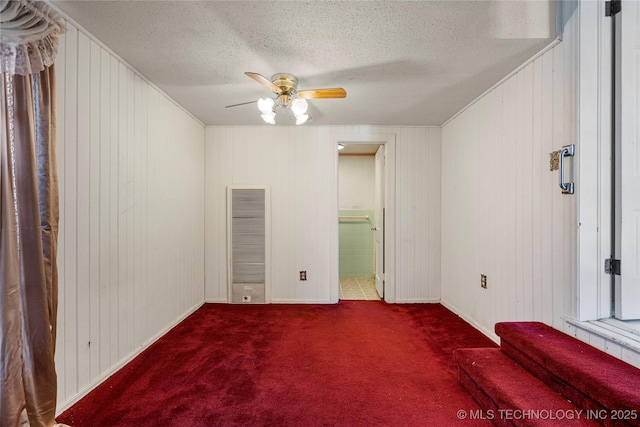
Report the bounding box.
[563,316,640,368]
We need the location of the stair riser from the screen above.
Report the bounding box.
[500,340,621,425]
[495,322,640,427]
[457,365,517,427]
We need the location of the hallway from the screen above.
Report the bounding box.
[339,277,381,300]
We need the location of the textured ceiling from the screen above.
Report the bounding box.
[51,1,556,126]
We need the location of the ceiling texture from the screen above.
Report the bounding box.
[51,1,557,127]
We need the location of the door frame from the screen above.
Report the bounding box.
[333,134,396,303]
[374,145,385,298]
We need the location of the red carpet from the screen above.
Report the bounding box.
[454,348,602,427]
[496,322,640,426]
[57,301,497,426]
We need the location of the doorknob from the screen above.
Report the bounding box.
[371,227,378,231]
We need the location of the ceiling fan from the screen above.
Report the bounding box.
[226,72,347,125]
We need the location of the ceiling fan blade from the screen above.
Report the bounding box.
[296,88,347,99]
[245,72,281,93]
[225,100,258,108]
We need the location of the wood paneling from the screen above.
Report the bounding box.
[204,126,441,304]
[441,14,579,339]
[55,22,205,412]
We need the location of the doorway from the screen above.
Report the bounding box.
[332,133,395,304]
[338,143,384,301]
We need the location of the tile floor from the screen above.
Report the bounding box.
[339,277,381,300]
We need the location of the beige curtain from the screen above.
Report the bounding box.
[1,1,65,426]
[1,66,59,427]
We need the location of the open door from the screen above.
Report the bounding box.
[615,0,640,319]
[374,145,385,298]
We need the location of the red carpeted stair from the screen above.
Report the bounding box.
[455,321,640,427]
[455,348,600,427]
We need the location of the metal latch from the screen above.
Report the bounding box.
[605,258,621,275]
[606,0,621,16]
[549,150,560,171]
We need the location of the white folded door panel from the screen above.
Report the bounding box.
[615,0,640,319]
[228,186,269,303]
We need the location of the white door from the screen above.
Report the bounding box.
[374,145,385,298]
[615,0,640,319]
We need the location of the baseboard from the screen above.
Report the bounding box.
[55,301,204,415]
[205,298,229,303]
[439,299,499,345]
[205,299,340,304]
[395,298,441,304]
[272,299,334,304]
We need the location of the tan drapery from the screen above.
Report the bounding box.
[1,2,65,425]
[0,64,59,427]
[0,0,64,427]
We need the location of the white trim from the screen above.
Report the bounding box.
[396,298,441,304]
[271,299,333,304]
[55,302,204,414]
[205,298,229,303]
[334,133,396,303]
[204,125,440,129]
[563,317,640,368]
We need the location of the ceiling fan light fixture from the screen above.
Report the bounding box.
[257,97,275,114]
[232,72,345,125]
[295,113,309,125]
[291,98,308,115]
[261,111,276,124]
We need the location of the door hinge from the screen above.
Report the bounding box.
[606,0,621,17]
[605,258,621,275]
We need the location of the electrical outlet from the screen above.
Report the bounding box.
[481,274,487,289]
[242,295,251,303]
[300,271,307,281]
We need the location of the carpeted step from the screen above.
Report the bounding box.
[496,322,640,427]
[455,348,602,427]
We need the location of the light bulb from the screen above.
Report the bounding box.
[261,112,276,124]
[257,97,275,114]
[295,113,309,125]
[291,98,308,115]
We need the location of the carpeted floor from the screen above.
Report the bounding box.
[57,301,497,426]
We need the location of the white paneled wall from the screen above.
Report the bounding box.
[205,126,441,304]
[395,128,442,302]
[441,14,578,339]
[339,156,375,210]
[55,23,205,412]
